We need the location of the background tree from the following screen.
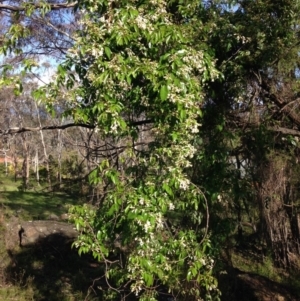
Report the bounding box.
[201,0,300,268]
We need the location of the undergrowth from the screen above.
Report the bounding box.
[231,246,300,297]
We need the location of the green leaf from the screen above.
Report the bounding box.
[216,124,223,131]
[143,272,154,286]
[57,64,66,76]
[180,108,186,120]
[160,85,168,101]
[104,46,112,59]
[163,182,173,196]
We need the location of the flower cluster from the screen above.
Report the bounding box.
[179,178,190,190]
[130,279,144,296]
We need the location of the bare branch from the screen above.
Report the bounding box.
[0,2,77,12]
[268,126,300,137]
[0,123,94,135]
[0,120,153,135]
[261,79,300,128]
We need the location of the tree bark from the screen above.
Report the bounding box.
[257,160,290,268]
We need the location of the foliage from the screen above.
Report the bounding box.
[59,0,222,300]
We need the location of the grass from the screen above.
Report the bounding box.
[1,190,75,220]
[231,244,300,298]
[0,173,80,221]
[0,168,105,301]
[232,251,280,280]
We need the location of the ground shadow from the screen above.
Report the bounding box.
[218,265,299,301]
[4,232,177,301]
[5,233,105,301]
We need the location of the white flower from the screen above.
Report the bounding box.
[169,202,175,210]
[200,258,206,265]
[136,15,147,30]
[110,121,118,133]
[131,281,143,296]
[144,220,151,232]
[135,237,144,246]
[156,216,164,229]
[179,178,190,190]
[191,124,199,133]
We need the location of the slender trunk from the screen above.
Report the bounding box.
[35,149,40,185]
[34,102,51,188]
[4,151,8,176]
[12,139,18,182]
[57,129,62,186]
[21,134,30,190]
[13,154,17,182]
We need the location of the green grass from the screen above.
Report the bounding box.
[0,173,80,221]
[0,179,19,192]
[1,190,76,220]
[232,251,279,280]
[231,248,300,297]
[0,170,105,301]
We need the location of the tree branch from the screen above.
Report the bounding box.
[268,126,300,137]
[0,120,153,135]
[0,2,77,12]
[260,79,300,128]
[0,123,94,135]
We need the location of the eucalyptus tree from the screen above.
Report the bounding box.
[0,0,83,189]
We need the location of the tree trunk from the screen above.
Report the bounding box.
[3,150,8,176]
[283,182,300,255]
[257,160,290,268]
[57,129,62,187]
[34,102,51,188]
[34,149,40,185]
[21,133,30,190]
